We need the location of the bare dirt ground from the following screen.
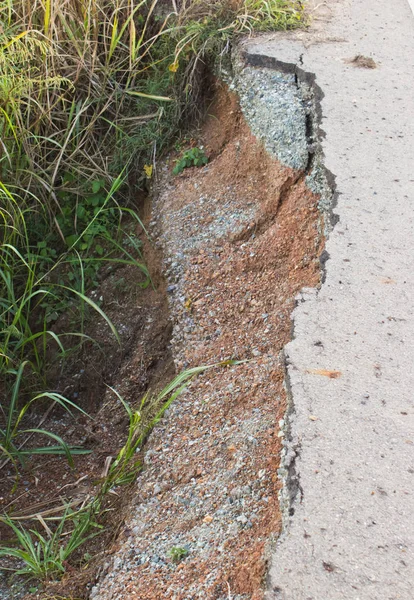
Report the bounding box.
[90,80,325,600]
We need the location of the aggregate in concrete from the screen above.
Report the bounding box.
[243,0,414,598]
[235,67,309,171]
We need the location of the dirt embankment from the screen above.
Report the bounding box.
[90,80,325,600]
[0,199,174,600]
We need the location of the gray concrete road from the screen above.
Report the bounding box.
[244,1,414,598]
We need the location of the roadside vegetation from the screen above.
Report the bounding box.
[0,0,305,588]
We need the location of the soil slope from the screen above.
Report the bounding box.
[90,82,324,600]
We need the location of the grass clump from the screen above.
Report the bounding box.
[0,507,101,582]
[0,361,91,471]
[1,0,306,206]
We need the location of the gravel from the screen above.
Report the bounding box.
[233,67,309,171]
[232,51,335,234]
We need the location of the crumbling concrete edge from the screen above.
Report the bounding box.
[224,47,337,539]
[240,51,338,238]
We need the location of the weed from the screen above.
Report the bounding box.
[0,506,102,582]
[0,0,305,208]
[0,361,92,470]
[168,546,189,563]
[173,147,208,175]
[102,363,225,493]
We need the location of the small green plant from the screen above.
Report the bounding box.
[0,506,102,582]
[173,147,208,175]
[0,362,91,469]
[0,362,90,470]
[97,363,242,496]
[168,546,189,563]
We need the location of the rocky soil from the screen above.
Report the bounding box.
[89,69,326,599]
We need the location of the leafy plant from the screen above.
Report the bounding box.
[173,147,208,175]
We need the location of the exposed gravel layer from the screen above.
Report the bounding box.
[232,68,308,171]
[232,52,334,234]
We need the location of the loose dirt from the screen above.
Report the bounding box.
[90,80,325,600]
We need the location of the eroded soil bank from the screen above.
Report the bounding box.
[2,59,328,600]
[90,76,326,600]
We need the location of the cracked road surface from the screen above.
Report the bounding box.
[244,1,414,598]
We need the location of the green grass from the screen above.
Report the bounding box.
[0,361,91,472]
[102,362,233,492]
[0,506,102,581]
